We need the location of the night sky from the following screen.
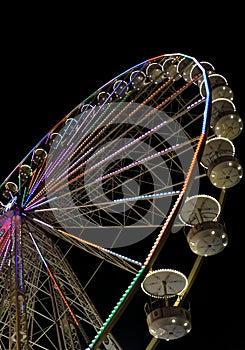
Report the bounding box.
[1,4,244,350]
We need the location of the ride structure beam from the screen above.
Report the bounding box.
[9,208,29,350]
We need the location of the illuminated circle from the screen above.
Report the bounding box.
[179,194,221,227]
[207,155,243,189]
[200,136,235,169]
[212,112,243,140]
[141,269,188,298]
[211,85,234,101]
[187,221,228,256]
[3,182,18,200]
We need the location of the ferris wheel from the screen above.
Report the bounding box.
[0,53,243,349]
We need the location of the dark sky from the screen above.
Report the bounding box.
[1,5,244,350]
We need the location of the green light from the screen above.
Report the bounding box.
[89,265,147,348]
